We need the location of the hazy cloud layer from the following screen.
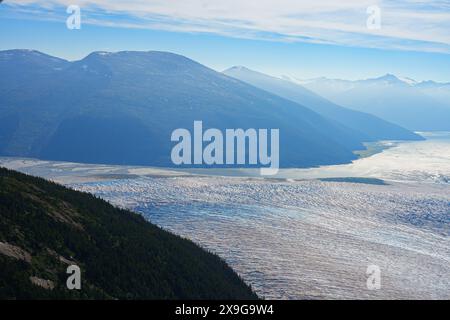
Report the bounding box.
[9,0,450,53]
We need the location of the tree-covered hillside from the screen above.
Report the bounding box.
[0,167,257,300]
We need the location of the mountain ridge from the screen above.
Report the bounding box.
[297,73,450,130]
[288,73,450,87]
[223,66,422,142]
[0,49,376,168]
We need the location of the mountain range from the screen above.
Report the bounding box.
[0,49,422,168]
[223,67,421,142]
[296,74,450,131]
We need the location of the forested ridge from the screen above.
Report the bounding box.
[0,167,257,300]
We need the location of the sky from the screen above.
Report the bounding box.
[1,0,450,82]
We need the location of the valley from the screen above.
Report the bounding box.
[2,133,449,299]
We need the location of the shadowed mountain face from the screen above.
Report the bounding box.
[300,74,450,131]
[0,49,368,168]
[223,67,422,142]
[0,167,258,299]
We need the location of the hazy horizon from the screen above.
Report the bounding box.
[1,1,450,82]
[3,48,450,85]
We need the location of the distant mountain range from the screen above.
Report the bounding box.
[295,74,450,131]
[223,67,421,142]
[0,49,421,168]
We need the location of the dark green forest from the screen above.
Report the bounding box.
[0,167,257,300]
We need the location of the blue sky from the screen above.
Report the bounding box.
[1,0,450,82]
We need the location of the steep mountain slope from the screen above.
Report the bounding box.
[0,49,366,168]
[0,49,68,88]
[0,167,257,299]
[301,74,450,131]
[223,67,421,142]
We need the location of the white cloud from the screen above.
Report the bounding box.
[9,0,450,53]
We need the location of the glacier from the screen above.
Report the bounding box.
[1,132,449,299]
